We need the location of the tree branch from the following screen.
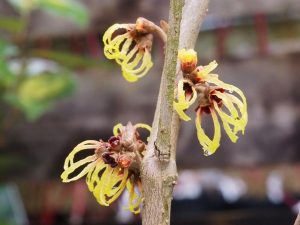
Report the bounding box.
[146,0,184,161]
[141,1,210,225]
[294,212,300,225]
[179,0,210,48]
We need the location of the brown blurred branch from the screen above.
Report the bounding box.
[141,0,210,225]
[294,212,300,225]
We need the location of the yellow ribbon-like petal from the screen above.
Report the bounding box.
[121,49,153,82]
[61,140,99,182]
[197,60,218,79]
[103,23,153,82]
[86,159,106,192]
[104,33,131,60]
[61,156,97,182]
[195,108,221,156]
[105,168,129,204]
[113,123,123,136]
[88,164,128,206]
[125,179,142,214]
[227,94,248,134]
[103,24,130,45]
[134,123,151,133]
[207,76,248,133]
[63,140,99,168]
[115,43,138,66]
[120,46,141,68]
[213,100,239,143]
[173,79,197,121]
[214,92,246,134]
[173,101,192,121]
[93,164,112,206]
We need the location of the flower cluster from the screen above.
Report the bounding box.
[61,122,151,214]
[174,49,248,156]
[103,17,166,82]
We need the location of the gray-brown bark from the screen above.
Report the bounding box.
[141,1,210,225]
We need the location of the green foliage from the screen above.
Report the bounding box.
[0,39,17,88]
[7,0,89,27]
[0,36,81,121]
[0,17,25,33]
[0,61,15,88]
[31,49,111,70]
[4,72,75,120]
[39,0,89,27]
[0,0,91,122]
[0,39,18,58]
[6,0,37,13]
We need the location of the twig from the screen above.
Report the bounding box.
[141,0,210,225]
[153,24,167,43]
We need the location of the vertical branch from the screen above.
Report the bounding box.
[179,0,210,48]
[141,1,183,225]
[141,1,210,225]
[294,212,300,225]
[146,0,184,160]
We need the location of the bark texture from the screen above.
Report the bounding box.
[141,1,210,225]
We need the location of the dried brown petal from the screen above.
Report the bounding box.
[102,152,118,168]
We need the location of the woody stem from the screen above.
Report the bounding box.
[153,24,167,43]
[141,0,210,225]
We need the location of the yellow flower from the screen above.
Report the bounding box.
[61,122,151,214]
[195,86,247,156]
[103,22,153,82]
[178,49,198,74]
[174,53,248,155]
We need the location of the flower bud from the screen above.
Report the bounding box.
[135,17,155,33]
[108,136,121,149]
[118,154,132,168]
[178,49,198,74]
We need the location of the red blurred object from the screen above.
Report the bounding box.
[216,26,230,59]
[254,13,269,55]
[87,32,100,58]
[40,184,55,225]
[69,181,87,225]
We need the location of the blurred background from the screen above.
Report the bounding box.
[0,0,300,224]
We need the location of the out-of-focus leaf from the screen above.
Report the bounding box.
[0,61,16,88]
[30,49,112,70]
[5,92,50,121]
[0,17,25,33]
[0,39,17,87]
[39,0,89,27]
[7,0,88,27]
[7,0,38,14]
[0,155,28,171]
[0,39,18,58]
[4,72,75,120]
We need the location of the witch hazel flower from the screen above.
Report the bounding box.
[174,49,248,156]
[61,122,151,214]
[103,17,167,82]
